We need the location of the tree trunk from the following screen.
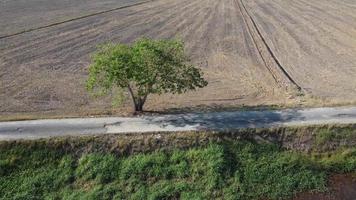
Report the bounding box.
[134,101,144,112]
[134,96,146,112]
[127,85,147,112]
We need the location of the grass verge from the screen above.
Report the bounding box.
[0,139,355,200]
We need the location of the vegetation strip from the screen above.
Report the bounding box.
[0,0,155,40]
[0,139,354,199]
[0,124,355,199]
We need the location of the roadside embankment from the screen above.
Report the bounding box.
[0,124,355,199]
[1,124,354,155]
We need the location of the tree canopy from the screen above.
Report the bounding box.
[86,38,208,112]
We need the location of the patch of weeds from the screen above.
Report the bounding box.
[0,155,74,200]
[312,148,356,173]
[224,142,326,200]
[186,144,226,196]
[76,154,119,184]
[314,128,356,147]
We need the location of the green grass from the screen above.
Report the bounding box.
[314,127,356,147]
[0,141,355,200]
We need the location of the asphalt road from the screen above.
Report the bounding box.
[1,106,356,140]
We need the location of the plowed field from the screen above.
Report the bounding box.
[1,0,355,118]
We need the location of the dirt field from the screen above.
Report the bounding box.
[244,0,356,102]
[1,0,356,119]
[0,0,145,37]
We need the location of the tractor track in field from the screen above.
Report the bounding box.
[235,0,302,95]
[2,0,356,118]
[0,0,155,40]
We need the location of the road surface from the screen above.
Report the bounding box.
[1,106,356,140]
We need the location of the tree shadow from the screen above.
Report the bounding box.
[140,104,286,116]
[143,108,305,130]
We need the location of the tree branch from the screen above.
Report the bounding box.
[127,84,137,107]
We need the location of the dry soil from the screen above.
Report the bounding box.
[1,0,356,119]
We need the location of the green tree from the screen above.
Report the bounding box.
[86,38,208,112]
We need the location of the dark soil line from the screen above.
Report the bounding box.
[238,0,302,93]
[234,0,280,85]
[0,0,155,40]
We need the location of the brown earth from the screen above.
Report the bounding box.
[292,174,356,200]
[245,0,356,102]
[0,0,146,37]
[1,0,356,119]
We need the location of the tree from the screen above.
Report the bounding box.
[86,38,208,112]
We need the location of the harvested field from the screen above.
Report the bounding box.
[244,0,356,101]
[0,0,146,37]
[1,0,356,118]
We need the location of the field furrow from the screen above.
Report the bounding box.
[245,0,356,101]
[1,0,356,118]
